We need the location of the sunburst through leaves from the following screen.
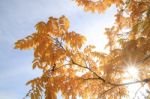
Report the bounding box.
[15,0,150,99]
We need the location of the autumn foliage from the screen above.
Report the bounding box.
[15,0,150,99]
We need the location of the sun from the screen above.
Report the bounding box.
[126,66,139,79]
[123,64,139,81]
[123,65,148,99]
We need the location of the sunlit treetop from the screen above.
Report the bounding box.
[76,0,123,13]
[15,0,150,99]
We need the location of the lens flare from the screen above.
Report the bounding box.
[127,66,139,79]
[123,65,149,99]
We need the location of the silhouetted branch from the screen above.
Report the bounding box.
[98,86,116,98]
[133,83,146,99]
[54,63,71,71]
[71,59,106,83]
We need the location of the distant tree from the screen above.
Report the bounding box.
[15,0,150,99]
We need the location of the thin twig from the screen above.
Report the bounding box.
[98,86,116,98]
[133,83,146,99]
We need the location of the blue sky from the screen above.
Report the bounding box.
[0,0,116,98]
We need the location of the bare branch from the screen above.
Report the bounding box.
[133,83,146,99]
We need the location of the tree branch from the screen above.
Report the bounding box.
[133,83,146,99]
[98,86,116,98]
[71,59,106,83]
